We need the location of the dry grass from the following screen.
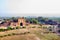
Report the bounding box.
[29,28,60,40]
[0,28,60,40]
[0,29,29,36]
[0,34,40,40]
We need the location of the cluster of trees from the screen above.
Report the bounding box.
[37,17,58,25]
[26,18,39,24]
[1,17,58,25]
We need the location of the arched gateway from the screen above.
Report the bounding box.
[18,17,26,26]
[20,23,23,26]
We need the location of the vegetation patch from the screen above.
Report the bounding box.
[7,27,14,30]
[8,34,12,36]
[38,26,42,28]
[32,26,36,28]
[0,35,3,38]
[12,33,16,35]
[16,27,20,29]
[22,26,26,28]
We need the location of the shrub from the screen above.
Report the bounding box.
[38,26,41,28]
[0,28,9,32]
[43,27,47,29]
[0,35,3,38]
[7,27,13,30]
[32,26,36,28]
[8,34,11,36]
[0,29,5,32]
[16,27,20,29]
[27,31,30,33]
[4,29,8,31]
[4,35,7,37]
[12,33,16,35]
[22,26,26,28]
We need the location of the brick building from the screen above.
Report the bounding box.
[10,17,29,28]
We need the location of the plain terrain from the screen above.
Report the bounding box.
[0,28,60,40]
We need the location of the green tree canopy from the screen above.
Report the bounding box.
[31,18,39,24]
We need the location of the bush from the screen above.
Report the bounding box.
[38,26,41,28]
[27,31,30,33]
[4,29,8,31]
[8,34,11,36]
[0,35,3,38]
[4,35,7,37]
[32,26,36,28]
[43,27,47,29]
[0,29,5,32]
[7,27,13,30]
[0,28,9,32]
[22,27,26,28]
[16,27,20,29]
[12,33,16,35]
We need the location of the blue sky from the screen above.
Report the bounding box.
[0,0,60,17]
[0,0,7,16]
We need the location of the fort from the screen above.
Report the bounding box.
[10,17,27,27]
[0,17,29,28]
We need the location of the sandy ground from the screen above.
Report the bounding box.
[0,28,41,40]
[0,34,40,40]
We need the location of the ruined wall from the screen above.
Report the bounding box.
[17,18,26,27]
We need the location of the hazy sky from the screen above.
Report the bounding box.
[0,0,60,17]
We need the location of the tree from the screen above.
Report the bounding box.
[26,18,39,24]
[31,18,38,24]
[11,17,18,22]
